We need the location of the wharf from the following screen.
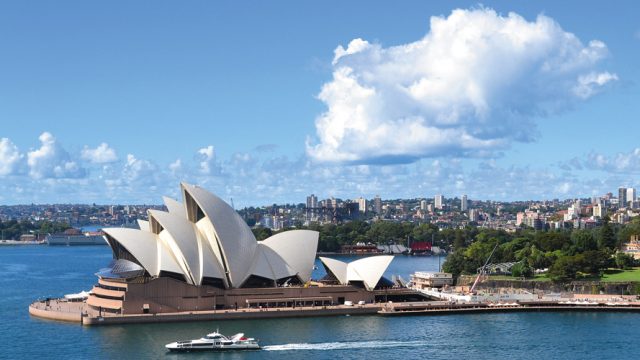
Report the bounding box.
[379,301,640,316]
[29,299,381,326]
[30,297,640,326]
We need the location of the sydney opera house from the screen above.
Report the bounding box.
[84,183,401,316]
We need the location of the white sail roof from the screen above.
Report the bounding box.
[199,234,229,288]
[319,257,348,284]
[261,230,318,282]
[163,196,185,217]
[246,244,296,283]
[320,255,394,290]
[156,236,185,277]
[348,256,394,290]
[181,183,257,287]
[137,219,149,232]
[103,182,322,290]
[149,210,203,285]
[103,228,159,276]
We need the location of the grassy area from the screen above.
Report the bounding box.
[600,268,640,282]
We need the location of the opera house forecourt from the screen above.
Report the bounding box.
[29,183,418,325]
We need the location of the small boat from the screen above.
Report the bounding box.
[165,331,260,352]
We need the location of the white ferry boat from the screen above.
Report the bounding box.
[165,331,260,352]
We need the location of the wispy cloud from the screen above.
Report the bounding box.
[81,143,118,164]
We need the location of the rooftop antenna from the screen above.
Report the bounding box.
[230,197,235,210]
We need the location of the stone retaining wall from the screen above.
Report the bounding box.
[457,275,640,295]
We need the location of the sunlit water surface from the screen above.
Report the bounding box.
[2,246,639,359]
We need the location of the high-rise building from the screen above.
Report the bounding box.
[355,197,367,213]
[593,203,603,218]
[306,194,318,209]
[434,194,444,209]
[619,187,627,208]
[627,188,637,203]
[305,194,318,222]
[461,195,468,211]
[420,199,427,211]
[436,195,443,209]
[374,195,382,214]
[469,208,478,222]
[573,200,581,214]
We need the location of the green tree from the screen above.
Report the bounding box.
[615,252,635,269]
[597,216,616,250]
[571,230,597,253]
[442,250,467,279]
[548,255,582,282]
[453,230,465,250]
[511,262,533,278]
[581,250,610,275]
[251,227,272,240]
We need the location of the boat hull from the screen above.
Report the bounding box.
[166,345,260,352]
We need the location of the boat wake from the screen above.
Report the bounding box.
[262,340,428,351]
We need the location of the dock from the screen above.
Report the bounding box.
[29,298,381,326]
[29,297,640,326]
[378,300,640,316]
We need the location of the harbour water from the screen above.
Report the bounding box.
[3,246,640,359]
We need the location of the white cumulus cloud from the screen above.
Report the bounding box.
[197,145,220,175]
[27,132,85,179]
[307,8,617,164]
[121,154,157,184]
[0,138,23,176]
[81,143,118,163]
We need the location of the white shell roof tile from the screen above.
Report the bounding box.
[320,255,393,290]
[262,230,318,282]
[163,196,186,218]
[104,183,322,289]
[150,210,202,285]
[137,219,150,232]
[181,183,257,287]
[103,228,159,276]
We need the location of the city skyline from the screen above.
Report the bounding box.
[1,1,639,207]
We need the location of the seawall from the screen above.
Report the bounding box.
[457,275,640,295]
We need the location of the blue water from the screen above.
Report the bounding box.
[2,246,640,359]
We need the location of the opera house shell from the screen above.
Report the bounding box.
[100,182,317,289]
[85,183,396,316]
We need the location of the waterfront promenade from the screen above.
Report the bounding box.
[30,296,640,326]
[29,298,382,325]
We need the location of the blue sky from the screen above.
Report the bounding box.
[0,1,639,206]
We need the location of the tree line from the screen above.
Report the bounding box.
[253,216,640,283]
[442,216,640,282]
[0,220,70,240]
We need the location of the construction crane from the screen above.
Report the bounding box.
[469,242,499,294]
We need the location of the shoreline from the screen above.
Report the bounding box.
[0,240,45,246]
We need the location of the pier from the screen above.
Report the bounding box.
[379,300,640,316]
[29,298,381,326]
[29,297,640,326]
